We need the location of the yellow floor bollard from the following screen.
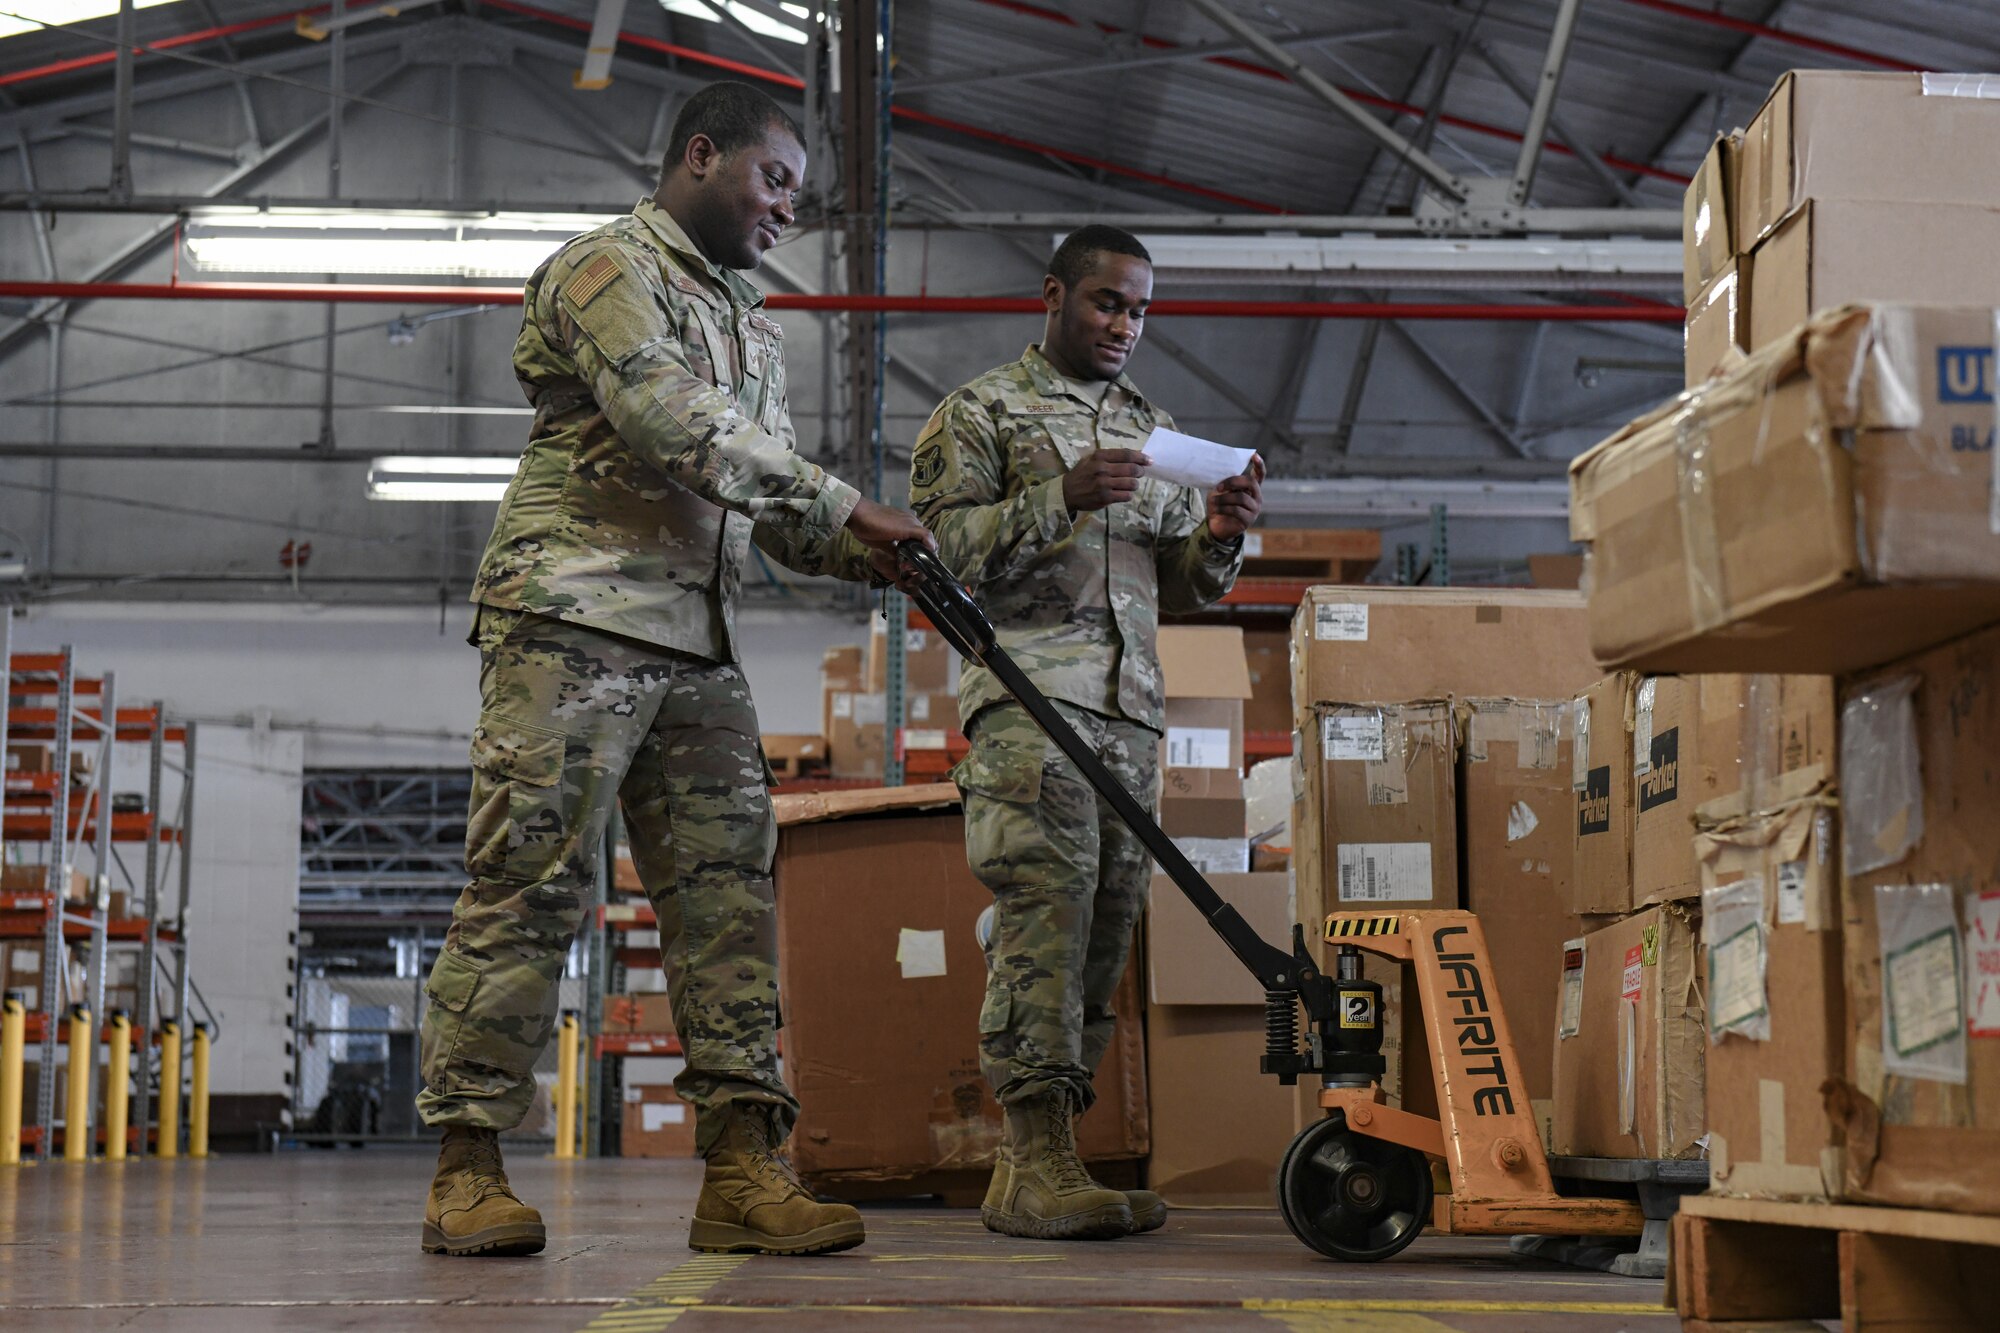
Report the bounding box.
[156,1020,181,1160]
[554,1011,578,1160]
[189,1024,210,1159]
[104,1011,130,1162]
[1,992,24,1166]
[65,1005,92,1162]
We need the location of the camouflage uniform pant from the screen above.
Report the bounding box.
[955,700,1159,1110]
[417,606,790,1154]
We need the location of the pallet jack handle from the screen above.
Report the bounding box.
[895,541,1309,997]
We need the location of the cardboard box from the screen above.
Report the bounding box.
[1460,697,1580,1113]
[902,690,962,731]
[1684,258,1748,388]
[1162,792,1249,876]
[866,619,959,695]
[1696,673,1836,812]
[1571,675,1636,917]
[1570,304,2000,674]
[773,785,1147,1186]
[5,742,51,774]
[2,940,45,1012]
[820,644,865,736]
[0,864,91,901]
[1832,623,2000,1215]
[622,1084,698,1159]
[1242,628,1291,738]
[761,733,826,780]
[1146,872,1288,1007]
[1158,626,1252,801]
[1144,1002,1296,1205]
[1289,588,1597,731]
[606,992,675,1035]
[1240,527,1382,580]
[1733,70,2000,253]
[1295,699,1459,934]
[1696,771,1843,1201]
[1550,904,1705,1160]
[1527,553,1583,590]
[825,691,887,780]
[1684,131,1739,300]
[1632,676,1703,908]
[1747,199,2000,351]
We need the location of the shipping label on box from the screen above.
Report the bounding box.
[1335,842,1433,903]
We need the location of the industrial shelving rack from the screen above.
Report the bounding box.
[1,621,202,1160]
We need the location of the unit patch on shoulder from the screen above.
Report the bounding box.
[566,253,622,308]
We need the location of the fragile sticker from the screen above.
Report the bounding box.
[1622,944,1644,1001]
[1969,891,2000,1037]
[1314,603,1368,641]
[1335,842,1432,902]
[1777,861,1808,925]
[1167,726,1232,769]
[1885,927,1963,1057]
[1321,712,1385,762]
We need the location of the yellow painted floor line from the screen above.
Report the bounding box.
[578,1253,750,1333]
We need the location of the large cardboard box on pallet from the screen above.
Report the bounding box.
[1571,674,1636,917]
[1696,769,1844,1201]
[1460,697,1579,1121]
[1551,903,1706,1160]
[622,1084,698,1159]
[1242,628,1291,738]
[1570,304,2000,676]
[1289,588,1596,728]
[1832,623,2000,1215]
[1731,70,2000,254]
[1145,1003,1296,1206]
[773,785,1147,1191]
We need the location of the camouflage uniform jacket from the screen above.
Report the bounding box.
[471,198,869,661]
[910,345,1243,733]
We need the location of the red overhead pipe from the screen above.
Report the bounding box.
[0,278,1684,320]
[970,0,1692,187]
[1613,0,1921,73]
[479,0,1287,213]
[0,6,331,89]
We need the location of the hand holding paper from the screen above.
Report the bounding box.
[1139,427,1259,489]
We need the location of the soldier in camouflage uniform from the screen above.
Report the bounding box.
[911,227,1264,1240]
[418,82,930,1260]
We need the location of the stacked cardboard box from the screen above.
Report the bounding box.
[772,785,1147,1196]
[1287,588,1598,1121]
[1158,626,1252,874]
[819,644,879,779]
[622,1083,698,1159]
[1144,871,1294,1205]
[1683,72,2000,385]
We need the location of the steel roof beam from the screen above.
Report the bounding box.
[896,21,1400,94]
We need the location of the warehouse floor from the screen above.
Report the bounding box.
[0,1153,1673,1330]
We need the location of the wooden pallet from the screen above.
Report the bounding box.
[1670,1193,2000,1331]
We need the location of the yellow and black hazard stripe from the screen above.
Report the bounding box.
[1324,914,1401,939]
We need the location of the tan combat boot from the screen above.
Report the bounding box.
[1120,1187,1168,1234]
[689,1107,866,1255]
[981,1093,1133,1240]
[421,1126,547,1256]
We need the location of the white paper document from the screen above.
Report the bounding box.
[1141,427,1257,490]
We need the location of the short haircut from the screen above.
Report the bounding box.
[1047,225,1151,290]
[662,82,804,176]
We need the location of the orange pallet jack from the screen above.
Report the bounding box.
[898,543,1646,1261]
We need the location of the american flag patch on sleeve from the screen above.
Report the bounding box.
[566,253,621,307]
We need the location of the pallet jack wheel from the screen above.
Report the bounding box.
[1277,1113,1432,1262]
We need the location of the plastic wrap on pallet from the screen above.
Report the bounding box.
[1839,674,1923,875]
[1874,882,1966,1085]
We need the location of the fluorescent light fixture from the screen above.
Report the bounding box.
[366,456,517,501]
[1123,235,1684,293]
[0,0,182,42]
[185,211,618,278]
[662,0,810,44]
